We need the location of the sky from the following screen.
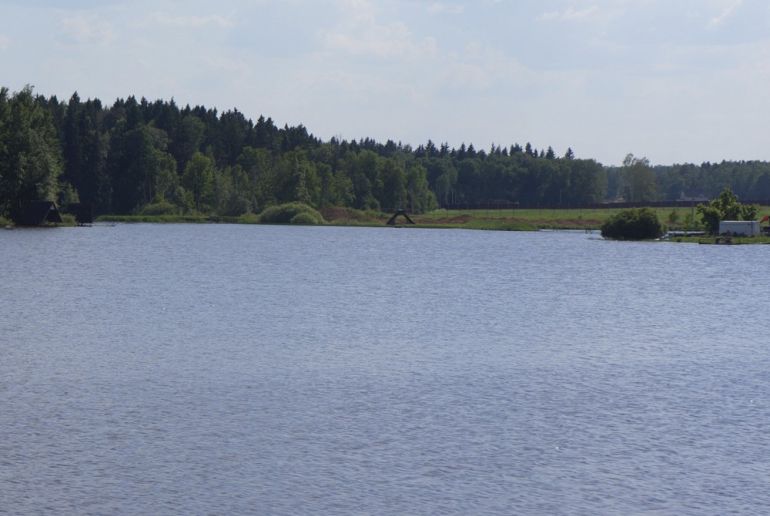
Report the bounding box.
[1,0,769,165]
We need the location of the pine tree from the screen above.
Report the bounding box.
[525,142,534,157]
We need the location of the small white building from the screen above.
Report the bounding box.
[719,220,760,236]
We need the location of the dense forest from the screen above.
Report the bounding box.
[3,85,770,220]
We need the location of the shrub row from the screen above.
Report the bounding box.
[257,203,325,225]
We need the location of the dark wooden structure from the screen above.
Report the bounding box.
[65,203,94,224]
[386,210,415,226]
[14,201,63,226]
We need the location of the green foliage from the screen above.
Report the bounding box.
[170,115,205,171]
[683,211,695,229]
[58,181,80,206]
[182,152,215,212]
[405,162,437,212]
[238,146,274,211]
[667,209,679,225]
[10,85,770,222]
[107,123,178,213]
[257,202,325,225]
[140,200,179,216]
[741,203,758,221]
[697,204,721,234]
[0,86,63,219]
[0,85,614,217]
[697,187,758,234]
[620,154,657,202]
[60,213,77,226]
[97,213,210,223]
[238,212,260,224]
[290,212,322,225]
[272,151,320,206]
[600,208,664,240]
[713,188,740,219]
[219,190,252,216]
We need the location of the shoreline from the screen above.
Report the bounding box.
[8,206,770,242]
[93,206,697,232]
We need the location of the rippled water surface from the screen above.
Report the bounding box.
[3,224,770,514]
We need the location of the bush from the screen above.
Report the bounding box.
[601,208,664,240]
[258,202,325,225]
[697,204,721,235]
[290,212,322,225]
[139,200,180,216]
[219,193,252,217]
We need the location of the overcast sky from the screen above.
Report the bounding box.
[1,0,768,165]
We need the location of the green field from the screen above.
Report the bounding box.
[410,207,705,231]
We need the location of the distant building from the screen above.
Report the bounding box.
[678,192,708,202]
[719,220,760,237]
[14,201,63,226]
[386,210,415,225]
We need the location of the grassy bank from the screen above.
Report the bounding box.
[415,206,770,232]
[89,205,770,235]
[670,235,770,244]
[98,214,247,224]
[319,207,617,230]
[414,208,610,230]
[2,214,77,228]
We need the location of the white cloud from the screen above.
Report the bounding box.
[202,54,251,76]
[538,5,600,22]
[146,12,234,29]
[708,0,742,27]
[59,13,115,44]
[9,0,770,165]
[336,0,377,25]
[427,2,464,15]
[322,0,437,59]
[440,42,517,92]
[323,23,437,59]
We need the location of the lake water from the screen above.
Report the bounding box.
[2,224,770,515]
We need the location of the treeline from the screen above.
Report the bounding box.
[2,85,770,220]
[653,161,770,201]
[0,86,605,218]
[605,157,770,204]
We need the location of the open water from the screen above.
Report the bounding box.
[2,224,770,515]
